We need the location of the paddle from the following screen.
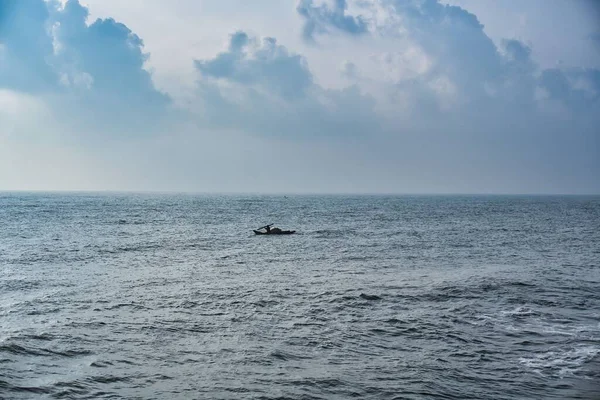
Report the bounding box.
[257,224,274,230]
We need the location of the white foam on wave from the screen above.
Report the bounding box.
[500,306,538,317]
[540,326,577,336]
[493,306,600,338]
[519,345,600,378]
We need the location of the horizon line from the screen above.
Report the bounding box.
[1,189,599,197]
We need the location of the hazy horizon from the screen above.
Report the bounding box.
[2,189,599,196]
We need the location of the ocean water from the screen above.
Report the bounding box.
[1,193,599,399]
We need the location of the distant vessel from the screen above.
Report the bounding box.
[253,224,296,235]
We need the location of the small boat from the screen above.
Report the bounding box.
[253,229,296,235]
[253,224,296,235]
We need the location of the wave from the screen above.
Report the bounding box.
[418,277,538,303]
[519,345,600,378]
[0,279,42,292]
[0,379,52,395]
[359,293,382,301]
[0,343,92,358]
[99,243,163,254]
[313,229,351,238]
[500,306,541,317]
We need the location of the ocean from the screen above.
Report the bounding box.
[1,193,599,399]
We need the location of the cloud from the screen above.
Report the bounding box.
[297,0,368,42]
[0,0,598,193]
[539,67,600,111]
[193,31,379,138]
[53,0,169,131]
[589,31,600,52]
[0,0,169,135]
[390,0,504,103]
[316,1,599,115]
[503,38,532,63]
[0,0,57,91]
[195,32,313,100]
[297,0,599,191]
[340,60,358,79]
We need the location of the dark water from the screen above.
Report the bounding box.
[1,193,599,399]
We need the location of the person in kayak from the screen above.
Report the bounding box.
[253,224,295,234]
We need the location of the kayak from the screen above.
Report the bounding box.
[253,224,296,235]
[253,230,296,235]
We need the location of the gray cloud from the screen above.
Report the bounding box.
[297,0,368,42]
[55,1,166,101]
[0,0,57,91]
[339,0,600,117]
[52,0,170,132]
[340,60,358,79]
[1,0,598,193]
[0,0,170,135]
[331,0,599,192]
[194,31,379,138]
[540,67,600,111]
[503,39,532,64]
[195,32,313,100]
[390,0,503,100]
[589,32,600,52]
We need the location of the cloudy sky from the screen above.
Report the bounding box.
[1,0,599,194]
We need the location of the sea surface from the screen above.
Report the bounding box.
[1,193,599,399]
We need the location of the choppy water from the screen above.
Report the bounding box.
[1,193,599,399]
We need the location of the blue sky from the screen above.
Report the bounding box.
[1,0,599,193]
